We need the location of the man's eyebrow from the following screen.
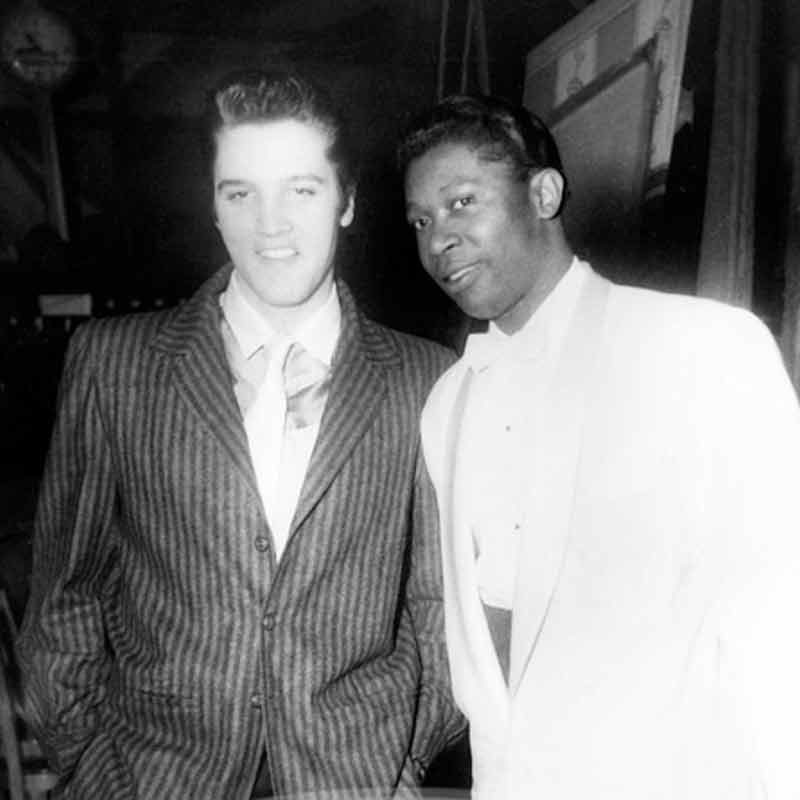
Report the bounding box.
[441,175,477,191]
[215,174,327,191]
[215,178,251,191]
[405,176,476,210]
[287,173,326,183]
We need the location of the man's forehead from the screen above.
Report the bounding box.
[218,118,328,145]
[214,119,334,175]
[406,143,511,193]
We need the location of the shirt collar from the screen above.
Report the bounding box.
[220,271,341,367]
[462,256,588,371]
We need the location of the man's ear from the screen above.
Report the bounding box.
[529,168,564,220]
[340,191,356,228]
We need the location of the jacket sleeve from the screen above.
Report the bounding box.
[706,313,800,797]
[17,322,121,780]
[403,447,467,782]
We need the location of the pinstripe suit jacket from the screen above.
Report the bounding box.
[18,266,464,799]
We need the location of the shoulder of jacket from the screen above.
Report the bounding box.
[65,308,177,372]
[609,282,771,342]
[388,326,457,370]
[356,311,457,376]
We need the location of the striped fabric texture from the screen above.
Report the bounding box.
[18,266,464,799]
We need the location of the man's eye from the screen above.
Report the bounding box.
[293,186,317,196]
[225,189,251,202]
[410,217,429,232]
[452,195,474,210]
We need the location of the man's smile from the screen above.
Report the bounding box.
[256,246,298,259]
[440,260,482,290]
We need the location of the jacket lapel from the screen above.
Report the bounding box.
[289,283,393,535]
[508,266,611,696]
[150,265,260,500]
[443,366,512,715]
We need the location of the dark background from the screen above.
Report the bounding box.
[2,0,796,399]
[0,0,728,474]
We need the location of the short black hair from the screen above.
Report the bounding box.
[397,94,566,190]
[202,69,357,200]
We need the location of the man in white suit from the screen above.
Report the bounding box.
[397,94,800,799]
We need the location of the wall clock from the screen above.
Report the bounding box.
[0,0,77,90]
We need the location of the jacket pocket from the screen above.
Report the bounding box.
[316,670,416,711]
[110,665,200,715]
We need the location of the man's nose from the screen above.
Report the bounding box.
[256,195,291,235]
[429,221,460,256]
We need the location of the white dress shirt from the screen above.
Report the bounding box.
[459,258,587,609]
[220,272,340,560]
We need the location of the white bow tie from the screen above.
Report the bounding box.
[462,327,547,372]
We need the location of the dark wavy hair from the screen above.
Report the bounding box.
[397,94,566,200]
[202,69,357,201]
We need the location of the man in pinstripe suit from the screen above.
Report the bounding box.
[18,70,464,799]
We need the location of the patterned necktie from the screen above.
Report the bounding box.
[282,342,331,430]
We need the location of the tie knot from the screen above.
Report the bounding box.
[462,330,511,371]
[463,327,546,372]
[282,342,331,429]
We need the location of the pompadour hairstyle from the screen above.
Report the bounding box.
[202,68,357,199]
[397,94,566,193]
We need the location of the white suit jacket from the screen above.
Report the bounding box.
[421,262,800,800]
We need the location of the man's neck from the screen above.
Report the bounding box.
[235,273,336,337]
[495,248,574,336]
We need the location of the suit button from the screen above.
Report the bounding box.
[250,692,262,709]
[262,613,276,631]
[254,536,269,552]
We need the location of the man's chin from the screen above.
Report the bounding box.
[451,297,496,324]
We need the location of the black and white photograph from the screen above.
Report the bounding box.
[2,1,799,798]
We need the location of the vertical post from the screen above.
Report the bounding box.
[460,0,475,93]
[437,0,450,101]
[473,0,491,95]
[34,89,69,241]
[696,0,760,307]
[35,89,69,242]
